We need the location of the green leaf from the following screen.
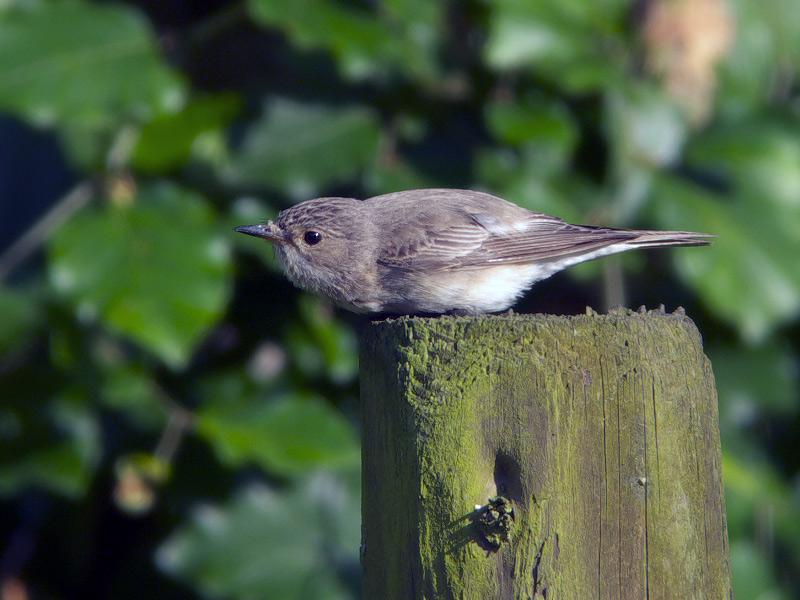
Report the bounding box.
[248,0,439,80]
[730,541,786,600]
[101,364,167,430]
[286,296,358,384]
[157,476,360,599]
[224,99,381,198]
[607,85,687,170]
[731,540,789,600]
[649,175,800,341]
[197,383,359,476]
[649,121,800,340]
[0,382,100,499]
[364,157,433,197]
[722,452,800,595]
[603,85,688,223]
[486,97,578,177]
[0,1,184,130]
[0,287,40,355]
[0,441,89,498]
[475,148,583,222]
[132,93,241,173]
[711,343,798,422]
[484,0,626,91]
[718,0,800,115]
[724,453,800,597]
[382,0,443,43]
[687,121,800,211]
[49,183,233,368]
[226,197,281,272]
[487,98,577,148]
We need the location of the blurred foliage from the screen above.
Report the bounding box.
[158,472,360,599]
[0,0,798,598]
[49,182,233,368]
[222,99,381,198]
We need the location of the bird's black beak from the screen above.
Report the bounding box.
[234,222,287,244]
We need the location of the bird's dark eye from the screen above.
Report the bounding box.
[303,230,322,245]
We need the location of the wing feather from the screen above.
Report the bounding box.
[377,210,639,271]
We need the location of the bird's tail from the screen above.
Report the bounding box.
[624,230,715,249]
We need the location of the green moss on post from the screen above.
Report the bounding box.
[360,309,731,599]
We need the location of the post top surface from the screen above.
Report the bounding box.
[367,306,699,337]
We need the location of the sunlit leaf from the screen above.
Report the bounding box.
[649,120,800,340]
[486,97,578,179]
[718,0,800,115]
[49,183,233,368]
[487,97,576,148]
[484,0,627,91]
[382,0,443,47]
[607,84,687,170]
[248,0,440,80]
[601,84,689,224]
[223,99,381,199]
[649,175,800,341]
[687,121,800,210]
[197,383,359,476]
[0,1,184,130]
[157,475,360,599]
[132,93,241,173]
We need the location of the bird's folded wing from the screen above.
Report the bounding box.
[377,223,487,269]
[377,212,639,271]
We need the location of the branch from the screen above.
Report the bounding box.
[0,181,94,283]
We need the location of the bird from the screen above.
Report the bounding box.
[235,188,712,315]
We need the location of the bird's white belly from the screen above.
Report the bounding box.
[387,244,632,314]
[455,244,635,312]
[455,264,557,312]
[406,264,557,313]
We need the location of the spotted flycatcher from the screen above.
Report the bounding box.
[235,189,711,314]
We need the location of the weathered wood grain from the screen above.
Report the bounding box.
[360,309,731,599]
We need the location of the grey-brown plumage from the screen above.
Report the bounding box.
[235,189,712,314]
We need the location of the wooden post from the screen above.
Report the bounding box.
[360,309,731,599]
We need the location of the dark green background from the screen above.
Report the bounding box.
[0,1,798,598]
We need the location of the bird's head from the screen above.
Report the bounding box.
[235,197,369,302]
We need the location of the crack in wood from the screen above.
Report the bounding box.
[642,370,651,600]
[531,537,547,597]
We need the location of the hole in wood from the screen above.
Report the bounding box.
[494,451,523,504]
